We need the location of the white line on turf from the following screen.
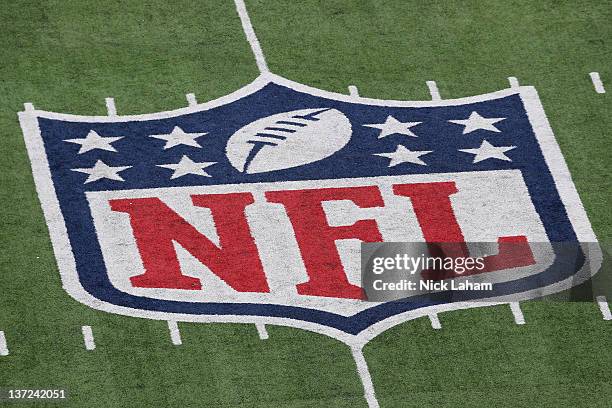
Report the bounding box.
[168,320,183,345]
[234,0,269,74]
[428,313,442,329]
[24,102,35,111]
[0,331,8,356]
[255,323,269,340]
[426,81,441,100]
[351,346,380,408]
[348,85,359,97]
[105,97,117,116]
[596,296,611,321]
[510,302,525,325]
[237,0,294,345]
[589,72,605,94]
[508,76,520,89]
[186,93,198,107]
[81,325,95,350]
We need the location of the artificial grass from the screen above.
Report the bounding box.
[0,1,609,407]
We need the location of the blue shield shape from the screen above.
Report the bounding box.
[19,74,599,342]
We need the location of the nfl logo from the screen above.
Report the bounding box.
[19,73,599,343]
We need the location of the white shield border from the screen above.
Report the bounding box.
[18,73,600,347]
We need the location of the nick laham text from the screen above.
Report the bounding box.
[373,280,494,291]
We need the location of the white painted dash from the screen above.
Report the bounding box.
[105,97,117,116]
[589,72,605,94]
[81,325,95,350]
[234,0,269,74]
[255,323,269,340]
[24,102,35,111]
[168,320,182,345]
[426,81,441,100]
[0,331,8,356]
[510,302,525,325]
[596,296,611,321]
[428,313,442,329]
[186,93,197,107]
[508,76,520,89]
[348,85,359,97]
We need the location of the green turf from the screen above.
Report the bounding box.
[0,1,610,407]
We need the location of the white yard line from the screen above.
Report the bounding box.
[168,320,183,345]
[348,85,360,97]
[428,313,442,329]
[351,346,380,408]
[105,97,117,116]
[186,93,198,107]
[0,331,9,356]
[596,296,611,321]
[234,0,269,74]
[507,76,520,89]
[255,323,269,340]
[81,325,96,350]
[509,302,525,325]
[589,72,605,94]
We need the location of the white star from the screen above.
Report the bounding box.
[72,160,131,183]
[374,145,432,167]
[150,126,207,149]
[157,155,216,179]
[459,140,516,163]
[64,130,123,154]
[364,116,422,138]
[448,111,505,134]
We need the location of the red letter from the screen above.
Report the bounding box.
[392,182,535,280]
[266,186,384,299]
[110,193,269,292]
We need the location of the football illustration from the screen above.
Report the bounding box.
[225,108,352,173]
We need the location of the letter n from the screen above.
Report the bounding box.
[109,193,269,292]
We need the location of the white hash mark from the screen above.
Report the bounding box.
[186,93,198,106]
[429,313,442,329]
[82,325,95,351]
[596,296,611,320]
[105,97,117,116]
[168,321,182,345]
[255,323,269,340]
[0,331,9,356]
[510,302,525,325]
[426,80,441,100]
[589,72,605,94]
